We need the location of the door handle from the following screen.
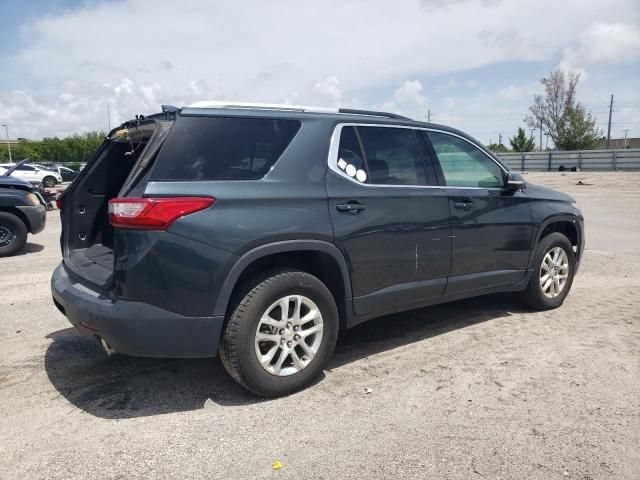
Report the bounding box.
[336,202,366,214]
[453,200,474,210]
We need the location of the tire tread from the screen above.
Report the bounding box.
[0,212,28,257]
[518,232,575,310]
[219,269,337,396]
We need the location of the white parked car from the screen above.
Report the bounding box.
[0,163,63,187]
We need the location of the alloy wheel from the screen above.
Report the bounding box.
[254,295,324,376]
[539,246,570,298]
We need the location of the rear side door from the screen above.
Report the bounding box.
[421,131,533,296]
[326,124,451,316]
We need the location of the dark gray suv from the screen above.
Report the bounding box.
[51,102,584,396]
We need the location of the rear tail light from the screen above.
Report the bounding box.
[108,197,215,230]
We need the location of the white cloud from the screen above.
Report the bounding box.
[561,23,640,71]
[392,80,426,105]
[310,76,342,105]
[498,85,525,101]
[1,0,639,138]
[443,98,457,110]
[478,27,546,62]
[466,79,479,88]
[436,80,458,92]
[376,80,427,118]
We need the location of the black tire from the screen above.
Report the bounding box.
[0,212,28,257]
[517,232,576,310]
[219,270,339,397]
[43,176,57,187]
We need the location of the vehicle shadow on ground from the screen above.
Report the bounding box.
[44,294,528,419]
[15,243,45,256]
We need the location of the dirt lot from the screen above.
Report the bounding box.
[1,172,639,479]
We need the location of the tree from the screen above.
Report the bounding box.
[509,127,535,152]
[0,130,106,164]
[526,70,601,150]
[555,106,600,150]
[487,142,509,153]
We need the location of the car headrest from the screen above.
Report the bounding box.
[368,160,389,183]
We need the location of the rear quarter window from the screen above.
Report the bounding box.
[150,116,301,181]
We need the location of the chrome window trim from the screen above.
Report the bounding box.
[327,123,508,190]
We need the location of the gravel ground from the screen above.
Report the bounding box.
[1,172,639,479]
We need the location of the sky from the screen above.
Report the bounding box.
[0,0,639,146]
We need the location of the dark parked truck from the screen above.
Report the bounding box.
[51,103,584,396]
[0,162,48,256]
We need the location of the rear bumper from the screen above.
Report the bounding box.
[51,263,224,358]
[17,205,47,234]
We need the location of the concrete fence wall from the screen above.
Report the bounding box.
[496,149,640,172]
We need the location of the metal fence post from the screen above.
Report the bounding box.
[612,150,617,171]
[578,151,582,170]
[521,153,525,171]
[547,151,552,171]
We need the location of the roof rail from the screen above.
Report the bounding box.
[187,101,339,114]
[338,108,411,120]
[185,101,412,120]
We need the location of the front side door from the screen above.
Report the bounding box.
[326,125,451,316]
[14,165,40,183]
[422,131,533,297]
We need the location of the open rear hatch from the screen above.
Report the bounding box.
[60,118,173,289]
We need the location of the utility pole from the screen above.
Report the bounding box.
[606,94,614,149]
[426,109,432,122]
[623,129,630,149]
[498,132,503,146]
[545,133,550,150]
[539,119,543,151]
[1,124,11,163]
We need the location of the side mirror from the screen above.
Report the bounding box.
[505,171,526,191]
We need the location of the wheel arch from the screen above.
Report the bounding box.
[0,207,31,232]
[214,240,353,329]
[529,214,583,268]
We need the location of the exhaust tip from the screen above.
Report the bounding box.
[99,337,116,356]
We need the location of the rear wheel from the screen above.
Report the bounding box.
[0,212,28,257]
[219,270,339,397]
[518,232,576,310]
[43,176,57,187]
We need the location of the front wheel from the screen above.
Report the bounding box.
[518,232,576,310]
[219,270,339,397]
[0,212,28,257]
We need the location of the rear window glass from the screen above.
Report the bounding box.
[337,126,368,182]
[150,116,301,180]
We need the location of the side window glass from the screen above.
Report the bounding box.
[357,127,426,185]
[428,132,504,188]
[337,126,368,183]
[150,117,300,181]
